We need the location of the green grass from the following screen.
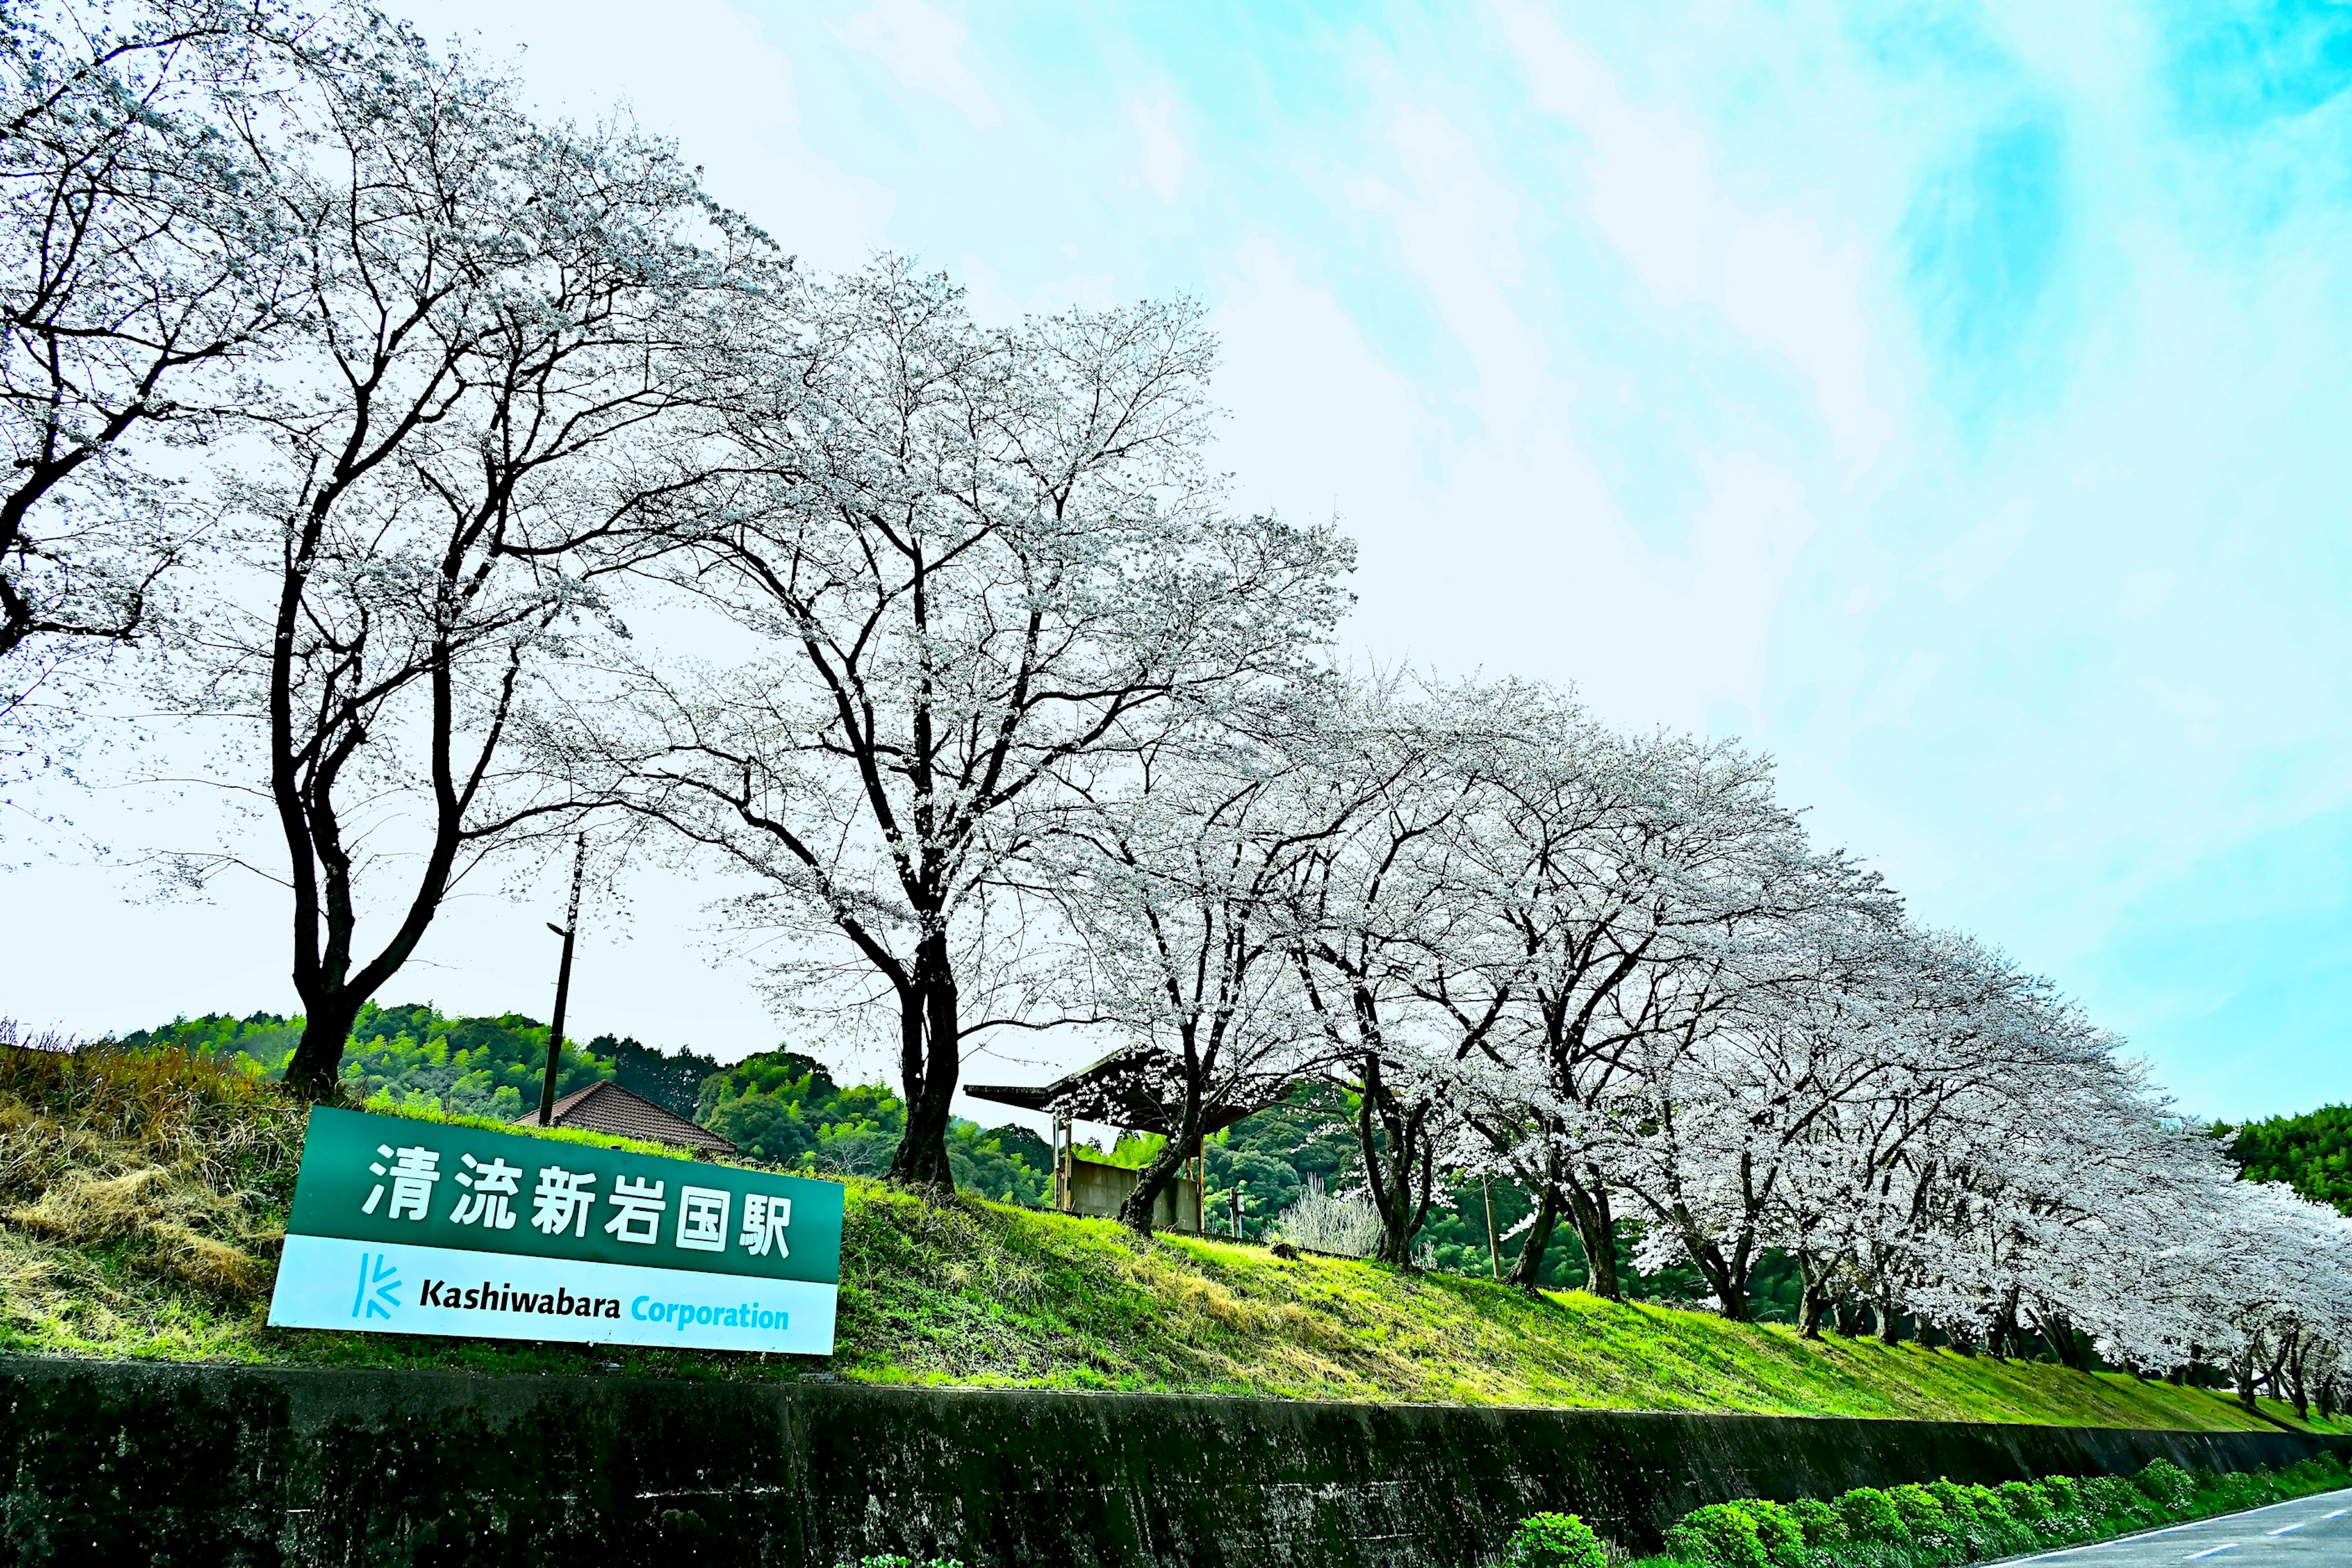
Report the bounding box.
[1,1044,2341,1436]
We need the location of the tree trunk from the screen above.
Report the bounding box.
[1795,1252,1831,1340]
[1507,1182,1561,1291]
[1877,1300,1904,1345]
[1120,1065,1204,1235]
[1695,1235,1753,1323]
[1561,1173,1621,1301]
[282,997,362,1101]
[2035,1311,2087,1370]
[1118,1136,1196,1234]
[1352,1052,1429,1267]
[885,930,960,1190]
[1988,1291,2022,1361]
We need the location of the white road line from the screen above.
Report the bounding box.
[2002,1486,2352,1564]
[2267,1522,2305,1536]
[2182,1546,2237,1561]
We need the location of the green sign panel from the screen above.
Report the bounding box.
[266,1107,843,1353]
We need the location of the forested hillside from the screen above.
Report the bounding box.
[2217,1105,2352,1216]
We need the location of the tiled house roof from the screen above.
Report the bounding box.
[515,1080,737,1156]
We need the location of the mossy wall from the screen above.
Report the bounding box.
[2,1355,2343,1568]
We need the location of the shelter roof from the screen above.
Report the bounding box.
[965,1046,1287,1139]
[516,1080,738,1157]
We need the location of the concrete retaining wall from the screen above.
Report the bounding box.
[1,1355,2342,1568]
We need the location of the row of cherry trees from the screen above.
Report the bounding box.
[7,0,2342,1407]
[1060,676,2352,1412]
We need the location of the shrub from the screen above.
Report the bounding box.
[2283,1454,2345,1491]
[1742,1501,1807,1568]
[1837,1487,1908,1546]
[1925,1479,1981,1528]
[1785,1496,1849,1549]
[1887,1483,1952,1540]
[1996,1480,2051,1522]
[836,1559,963,1568]
[2075,1473,2156,1531]
[2040,1474,2082,1516]
[1959,1484,2034,1557]
[1506,1512,1608,1568]
[1664,1503,1769,1568]
[2135,1458,2195,1514]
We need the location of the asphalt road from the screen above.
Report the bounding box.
[2002,1486,2352,1566]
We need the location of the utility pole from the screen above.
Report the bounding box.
[1482,1174,1500,1281]
[536,835,587,1126]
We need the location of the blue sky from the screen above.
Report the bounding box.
[15,0,2352,1118]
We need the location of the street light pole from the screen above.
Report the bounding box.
[536,835,587,1126]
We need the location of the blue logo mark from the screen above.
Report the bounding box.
[350,1251,401,1319]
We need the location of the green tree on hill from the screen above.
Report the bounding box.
[2215,1105,2352,1216]
[124,1003,612,1120]
[696,1047,1050,1202]
[595,1034,723,1121]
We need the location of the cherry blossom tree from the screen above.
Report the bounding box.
[0,0,322,749]
[1036,707,1355,1232]
[561,263,1352,1188]
[173,16,760,1097]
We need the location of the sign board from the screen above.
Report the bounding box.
[266,1107,843,1354]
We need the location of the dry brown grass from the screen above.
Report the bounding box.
[0,1045,302,1310]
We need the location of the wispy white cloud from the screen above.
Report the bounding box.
[1129,94,1186,204]
[833,0,999,128]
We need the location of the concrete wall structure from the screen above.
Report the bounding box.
[2,1355,2343,1568]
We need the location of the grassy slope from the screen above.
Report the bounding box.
[0,1047,2338,1435]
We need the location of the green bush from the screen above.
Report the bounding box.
[1506,1512,1608,1568]
[1925,1479,1981,1528]
[1837,1487,1908,1546]
[1785,1496,1849,1548]
[2135,1458,2196,1514]
[835,1559,963,1568]
[1649,1455,2350,1568]
[1996,1480,2051,1522]
[2075,1474,2149,1529]
[1741,1500,1807,1568]
[1664,1502,1770,1568]
[1887,1483,1953,1540]
[2283,1453,2347,1491]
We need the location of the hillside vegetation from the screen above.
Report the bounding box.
[2219,1104,2352,1216]
[0,1042,2334,1436]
